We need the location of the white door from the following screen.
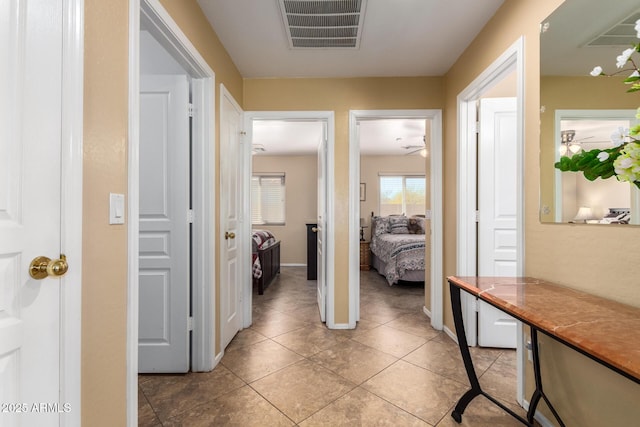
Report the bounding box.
[477,97,518,348]
[317,125,327,322]
[221,90,243,349]
[138,75,191,372]
[1,0,66,424]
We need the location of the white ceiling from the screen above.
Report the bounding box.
[196,0,505,78]
[194,1,640,154]
[199,0,505,155]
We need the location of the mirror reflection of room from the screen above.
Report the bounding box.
[539,0,640,224]
[556,116,637,223]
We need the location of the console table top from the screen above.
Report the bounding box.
[447,276,640,382]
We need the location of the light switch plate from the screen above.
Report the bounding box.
[109,193,125,225]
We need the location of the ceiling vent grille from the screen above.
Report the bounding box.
[587,10,640,47]
[279,0,367,49]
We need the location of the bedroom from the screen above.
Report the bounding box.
[249,116,432,320]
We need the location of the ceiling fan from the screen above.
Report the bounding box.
[252,144,266,155]
[401,135,428,157]
[559,130,610,156]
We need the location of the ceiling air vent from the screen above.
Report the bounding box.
[586,10,640,47]
[279,0,367,49]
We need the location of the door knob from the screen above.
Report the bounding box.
[311,227,318,233]
[225,231,236,240]
[29,254,69,280]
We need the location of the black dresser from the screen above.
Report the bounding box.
[306,223,317,280]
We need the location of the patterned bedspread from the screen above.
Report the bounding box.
[252,230,276,279]
[371,233,425,285]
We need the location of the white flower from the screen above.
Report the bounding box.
[590,66,603,76]
[631,70,640,78]
[635,19,640,38]
[597,152,610,162]
[611,127,629,147]
[616,48,635,68]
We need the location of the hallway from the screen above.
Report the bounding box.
[138,267,527,426]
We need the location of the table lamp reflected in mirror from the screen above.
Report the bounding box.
[572,206,597,223]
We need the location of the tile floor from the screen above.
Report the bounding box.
[139,266,532,426]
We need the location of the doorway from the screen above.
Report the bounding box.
[128,0,216,424]
[242,111,335,328]
[349,110,444,330]
[456,37,525,402]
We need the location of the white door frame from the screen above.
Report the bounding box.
[349,110,444,330]
[456,37,525,403]
[128,0,216,424]
[60,0,84,424]
[242,111,335,327]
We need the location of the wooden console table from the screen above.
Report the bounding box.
[447,276,640,426]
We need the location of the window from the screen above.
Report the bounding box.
[379,175,426,216]
[251,173,285,225]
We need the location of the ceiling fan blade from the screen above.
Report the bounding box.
[405,148,423,155]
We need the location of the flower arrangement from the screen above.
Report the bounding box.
[554,19,640,190]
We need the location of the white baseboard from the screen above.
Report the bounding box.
[281,263,305,267]
[327,322,353,330]
[443,325,458,344]
[423,306,432,318]
[214,350,223,367]
[522,399,555,427]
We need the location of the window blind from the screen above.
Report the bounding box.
[251,174,285,225]
[379,175,425,216]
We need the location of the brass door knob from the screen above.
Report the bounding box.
[225,231,236,240]
[29,254,69,280]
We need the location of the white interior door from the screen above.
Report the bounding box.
[0,0,64,424]
[477,97,518,348]
[221,90,243,349]
[317,126,327,322]
[138,74,191,372]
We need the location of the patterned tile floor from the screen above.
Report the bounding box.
[139,266,530,426]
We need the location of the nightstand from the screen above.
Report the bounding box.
[360,241,371,270]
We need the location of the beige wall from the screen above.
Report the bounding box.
[83,1,129,425]
[244,77,444,324]
[252,155,317,264]
[444,0,640,424]
[82,0,242,424]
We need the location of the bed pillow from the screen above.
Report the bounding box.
[372,216,390,236]
[389,215,409,234]
[408,217,426,234]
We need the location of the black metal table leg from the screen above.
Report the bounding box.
[449,281,482,421]
[449,281,532,426]
[527,328,566,427]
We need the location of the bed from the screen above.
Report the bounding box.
[370,215,426,285]
[252,230,281,294]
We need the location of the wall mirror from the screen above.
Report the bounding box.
[540,0,640,224]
